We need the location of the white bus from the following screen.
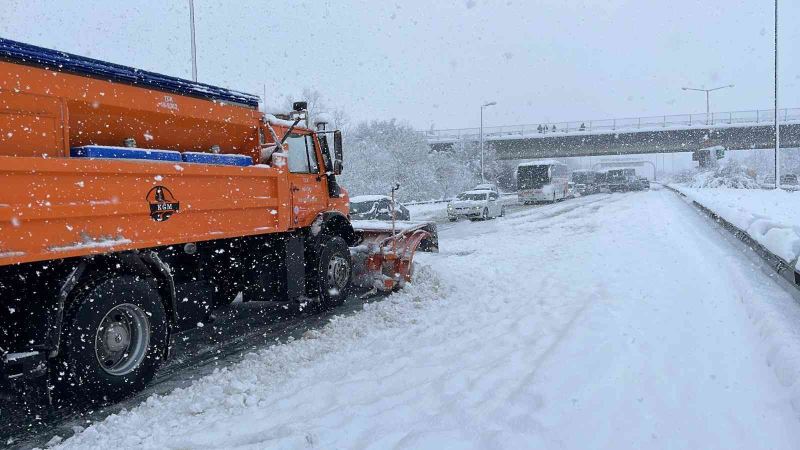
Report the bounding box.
[516,160,570,204]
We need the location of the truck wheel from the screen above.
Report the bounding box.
[311,235,352,309]
[54,275,168,402]
[481,208,489,220]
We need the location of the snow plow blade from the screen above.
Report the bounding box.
[350,220,438,293]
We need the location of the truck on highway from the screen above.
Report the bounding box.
[0,38,436,401]
[570,170,601,196]
[606,168,638,192]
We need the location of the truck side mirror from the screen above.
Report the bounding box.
[333,130,343,175]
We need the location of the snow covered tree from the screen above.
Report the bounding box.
[340,119,472,202]
[274,87,350,132]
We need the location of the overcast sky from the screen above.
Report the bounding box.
[3,0,797,130]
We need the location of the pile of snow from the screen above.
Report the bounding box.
[688,160,760,189]
[671,185,800,270]
[405,201,451,221]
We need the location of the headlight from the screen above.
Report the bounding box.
[447,204,453,211]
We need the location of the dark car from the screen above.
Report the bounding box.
[349,195,411,221]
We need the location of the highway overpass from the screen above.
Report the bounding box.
[423,108,800,160]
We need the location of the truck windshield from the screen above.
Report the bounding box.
[286,134,319,174]
[517,165,550,189]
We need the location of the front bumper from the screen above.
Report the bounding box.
[448,210,483,219]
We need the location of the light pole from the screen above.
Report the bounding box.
[189,0,198,82]
[774,0,780,188]
[480,101,496,182]
[681,84,734,124]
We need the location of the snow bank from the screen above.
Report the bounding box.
[405,201,450,221]
[688,160,760,189]
[671,185,800,269]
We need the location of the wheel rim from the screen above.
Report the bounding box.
[95,303,151,376]
[327,255,351,290]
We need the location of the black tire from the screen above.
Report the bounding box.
[308,235,352,309]
[449,217,458,222]
[481,208,489,220]
[500,206,505,217]
[53,275,168,402]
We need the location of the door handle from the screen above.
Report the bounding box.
[291,186,300,192]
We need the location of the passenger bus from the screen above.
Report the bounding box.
[517,160,570,204]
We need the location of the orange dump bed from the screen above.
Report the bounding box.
[0,155,294,266]
[0,60,263,161]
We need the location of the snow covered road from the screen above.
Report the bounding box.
[51,189,800,449]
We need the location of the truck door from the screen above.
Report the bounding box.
[285,132,328,228]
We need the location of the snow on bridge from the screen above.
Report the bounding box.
[423,108,800,160]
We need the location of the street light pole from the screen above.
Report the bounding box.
[189,0,198,82]
[479,101,496,183]
[681,84,734,124]
[774,0,780,188]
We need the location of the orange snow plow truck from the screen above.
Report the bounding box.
[0,38,437,400]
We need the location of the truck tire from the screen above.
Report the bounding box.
[308,235,352,309]
[53,275,168,402]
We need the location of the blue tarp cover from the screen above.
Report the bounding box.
[182,152,253,166]
[0,37,260,108]
[71,146,182,162]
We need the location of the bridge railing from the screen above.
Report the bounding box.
[422,107,800,141]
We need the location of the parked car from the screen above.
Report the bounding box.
[447,190,504,221]
[349,195,411,221]
[472,183,500,194]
